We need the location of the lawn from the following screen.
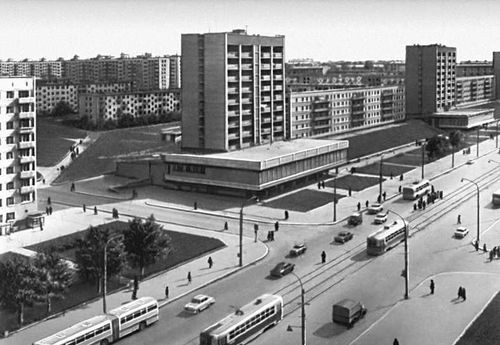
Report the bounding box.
[0,221,224,335]
[383,149,423,166]
[455,291,500,345]
[326,175,385,191]
[264,189,345,212]
[355,162,416,177]
[36,117,89,167]
[53,123,181,183]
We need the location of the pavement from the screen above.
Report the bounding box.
[1,134,499,343]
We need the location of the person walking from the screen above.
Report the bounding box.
[490,250,494,262]
[165,285,169,299]
[208,256,213,269]
[194,202,198,210]
[365,200,369,208]
[275,221,279,232]
[475,240,479,252]
[483,243,487,252]
[393,338,400,345]
[458,214,461,224]
[187,271,192,284]
[317,181,321,189]
[94,206,98,215]
[458,286,463,300]
[321,251,326,264]
[284,210,289,220]
[357,202,361,211]
[48,206,53,215]
[83,204,86,212]
[47,196,51,205]
[430,279,435,294]
[383,191,387,201]
[463,287,467,301]
[321,181,325,189]
[224,221,228,231]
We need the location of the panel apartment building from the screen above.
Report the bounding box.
[0,59,62,79]
[0,77,38,231]
[181,29,285,152]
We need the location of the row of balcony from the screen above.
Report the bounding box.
[227,52,283,60]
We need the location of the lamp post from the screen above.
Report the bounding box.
[421,140,426,179]
[103,234,123,313]
[239,195,258,267]
[379,155,383,203]
[461,178,480,245]
[287,271,306,345]
[496,120,499,148]
[332,175,337,222]
[387,209,409,300]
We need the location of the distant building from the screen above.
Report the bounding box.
[0,59,62,79]
[433,108,495,129]
[0,77,40,233]
[493,52,500,99]
[457,61,493,77]
[455,75,495,108]
[405,44,457,119]
[181,29,286,152]
[79,89,180,126]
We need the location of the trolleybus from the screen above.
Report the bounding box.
[493,188,500,206]
[402,179,431,200]
[367,220,407,255]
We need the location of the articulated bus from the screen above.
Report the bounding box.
[33,297,159,345]
[402,179,431,200]
[200,294,283,345]
[493,189,500,206]
[367,220,407,255]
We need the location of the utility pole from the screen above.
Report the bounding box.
[333,176,337,222]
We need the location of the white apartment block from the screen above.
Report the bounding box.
[288,85,405,138]
[0,60,62,79]
[79,89,180,125]
[36,81,132,114]
[0,77,38,230]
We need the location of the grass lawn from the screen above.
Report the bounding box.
[37,117,89,167]
[54,123,180,183]
[383,149,423,166]
[264,189,345,212]
[355,162,416,177]
[455,291,500,345]
[326,175,385,191]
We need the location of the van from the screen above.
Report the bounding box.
[332,299,367,328]
[348,212,363,226]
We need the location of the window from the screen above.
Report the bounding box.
[6,152,13,159]
[6,91,14,98]
[6,137,14,144]
[6,122,13,130]
[6,182,13,190]
[6,167,13,174]
[6,198,14,207]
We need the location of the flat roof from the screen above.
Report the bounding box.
[162,138,348,170]
[434,108,494,116]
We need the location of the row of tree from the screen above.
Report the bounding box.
[70,112,180,131]
[425,130,464,161]
[0,216,171,326]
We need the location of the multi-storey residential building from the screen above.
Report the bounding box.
[456,61,493,77]
[405,44,457,119]
[168,55,181,89]
[0,77,39,231]
[455,75,495,107]
[36,80,132,114]
[181,29,285,152]
[0,59,62,79]
[493,52,500,99]
[79,89,180,126]
[288,85,405,139]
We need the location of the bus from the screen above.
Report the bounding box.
[402,180,431,200]
[367,220,407,256]
[33,297,159,345]
[200,294,283,345]
[493,189,500,206]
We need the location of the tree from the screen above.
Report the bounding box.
[123,215,172,277]
[74,226,126,293]
[425,135,449,161]
[0,256,40,325]
[449,130,464,167]
[51,101,75,117]
[32,252,72,314]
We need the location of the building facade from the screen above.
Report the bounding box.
[0,77,38,230]
[79,89,180,125]
[288,85,405,139]
[456,62,493,77]
[493,52,500,99]
[0,59,62,79]
[405,44,457,119]
[181,29,286,152]
[455,75,495,107]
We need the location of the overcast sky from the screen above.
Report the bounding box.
[1,0,499,62]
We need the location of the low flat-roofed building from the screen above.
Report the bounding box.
[433,108,495,129]
[116,138,348,198]
[160,126,182,143]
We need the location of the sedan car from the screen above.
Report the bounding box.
[290,243,307,256]
[270,262,295,277]
[184,294,215,314]
[454,226,469,239]
[334,231,354,244]
[374,212,388,224]
[367,203,384,214]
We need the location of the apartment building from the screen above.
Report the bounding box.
[79,89,180,126]
[405,44,457,119]
[288,85,405,139]
[36,80,132,114]
[493,52,500,99]
[455,75,495,107]
[0,77,38,231]
[181,29,285,152]
[0,59,62,79]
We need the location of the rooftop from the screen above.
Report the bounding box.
[434,108,495,116]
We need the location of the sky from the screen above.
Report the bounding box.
[1,0,500,62]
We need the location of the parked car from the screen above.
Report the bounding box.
[184,294,215,314]
[374,212,388,224]
[454,226,469,239]
[367,203,383,214]
[270,262,295,277]
[290,243,307,256]
[334,231,354,244]
[347,212,363,226]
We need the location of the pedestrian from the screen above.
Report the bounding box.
[463,287,467,301]
[224,221,228,230]
[398,185,402,193]
[275,221,279,232]
[483,243,487,252]
[133,276,139,291]
[83,204,86,212]
[348,187,352,197]
[271,231,275,241]
[165,285,169,299]
[377,195,381,203]
[413,203,417,211]
[267,231,271,241]
[45,206,49,215]
[40,222,43,231]
[321,250,326,264]
[284,210,289,220]
[458,286,463,300]
[383,191,386,201]
[208,256,213,269]
[49,206,53,215]
[70,182,75,192]
[187,271,192,284]
[365,200,369,208]
[43,179,46,184]
[430,279,435,294]
[132,289,137,300]
[475,240,479,252]
[47,196,51,205]
[317,181,321,189]
[422,201,426,210]
[400,174,404,181]
[490,250,494,262]
[94,206,98,215]
[393,338,400,345]
[321,181,325,189]
[440,190,443,199]
[390,172,393,180]
[194,202,198,210]
[431,185,435,193]
[357,202,361,211]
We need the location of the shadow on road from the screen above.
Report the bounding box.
[313,322,347,338]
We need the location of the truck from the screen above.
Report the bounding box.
[332,299,367,328]
[347,212,363,226]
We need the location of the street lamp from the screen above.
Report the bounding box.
[332,175,337,222]
[287,271,306,345]
[239,195,258,267]
[420,140,426,179]
[103,233,124,313]
[461,178,480,245]
[387,209,409,300]
[379,155,383,203]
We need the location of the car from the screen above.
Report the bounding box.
[454,226,469,239]
[290,243,307,256]
[334,231,354,244]
[374,212,388,224]
[348,212,363,226]
[184,294,216,314]
[270,262,295,277]
[466,159,475,165]
[367,203,383,214]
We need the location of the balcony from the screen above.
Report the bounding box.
[241,87,252,93]
[19,156,35,164]
[241,76,252,82]
[241,53,252,59]
[228,122,239,129]
[227,52,238,59]
[242,130,252,137]
[20,186,35,195]
[261,106,271,113]
[242,120,253,127]
[274,95,283,101]
[227,76,238,83]
[227,110,239,117]
[274,105,283,111]
[227,133,239,140]
[241,64,252,70]
[262,96,271,102]
[274,116,284,122]
[18,96,35,104]
[241,98,252,104]
[18,141,35,150]
[19,112,35,119]
[273,75,283,81]
[19,170,36,179]
[227,99,238,106]
[274,126,283,132]
[228,87,239,94]
[261,75,271,81]
[273,53,283,58]
[274,85,283,91]
[19,126,34,134]
[227,64,239,70]
[261,64,271,70]
[242,109,252,116]
[262,86,271,91]
[273,64,283,69]
[261,117,272,124]
[261,53,271,59]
